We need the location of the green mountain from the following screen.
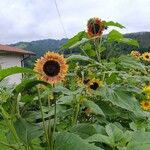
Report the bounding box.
[10,32,150,67]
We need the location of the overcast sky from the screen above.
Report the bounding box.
[0,0,150,44]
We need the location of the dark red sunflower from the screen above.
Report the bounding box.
[87,17,105,37]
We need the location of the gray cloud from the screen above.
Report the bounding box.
[0,0,150,44]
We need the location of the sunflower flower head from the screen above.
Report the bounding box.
[140,100,150,111]
[130,50,141,59]
[87,79,103,94]
[142,52,150,61]
[143,85,150,99]
[34,51,68,85]
[143,85,150,93]
[87,17,105,38]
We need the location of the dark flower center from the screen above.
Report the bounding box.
[83,79,90,84]
[91,23,100,34]
[90,82,99,90]
[43,60,60,77]
[145,55,149,58]
[144,102,149,107]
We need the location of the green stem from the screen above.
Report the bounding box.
[0,140,18,150]
[36,87,50,149]
[72,95,80,126]
[53,99,57,133]
[0,106,23,149]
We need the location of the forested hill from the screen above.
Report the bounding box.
[11,38,68,57]
[11,32,150,56]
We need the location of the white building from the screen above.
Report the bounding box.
[0,44,35,84]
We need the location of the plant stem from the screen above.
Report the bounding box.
[36,87,50,149]
[0,106,23,149]
[0,141,18,150]
[53,99,57,133]
[72,95,80,126]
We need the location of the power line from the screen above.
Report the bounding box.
[54,0,68,39]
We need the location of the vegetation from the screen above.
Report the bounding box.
[0,17,150,150]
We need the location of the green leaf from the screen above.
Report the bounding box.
[69,38,89,49]
[100,85,149,117]
[14,79,50,93]
[57,95,74,105]
[103,21,125,29]
[60,31,87,50]
[108,30,139,47]
[86,134,113,148]
[118,38,139,47]
[69,123,97,139]
[14,118,43,145]
[67,55,91,62]
[119,56,146,73]
[54,132,102,150]
[108,30,123,42]
[83,100,105,116]
[0,66,35,81]
[53,85,73,95]
[105,123,124,143]
[127,131,150,150]
[81,43,96,57]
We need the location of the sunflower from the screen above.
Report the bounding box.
[34,51,68,85]
[130,50,141,59]
[140,100,150,111]
[87,79,103,92]
[143,85,150,92]
[143,85,150,99]
[142,52,150,61]
[87,17,105,37]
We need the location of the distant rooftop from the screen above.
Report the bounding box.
[0,44,35,55]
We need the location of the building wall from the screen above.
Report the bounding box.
[0,53,23,84]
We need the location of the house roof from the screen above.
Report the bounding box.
[0,44,35,55]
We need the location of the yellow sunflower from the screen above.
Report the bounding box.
[143,85,150,92]
[142,52,150,61]
[87,17,105,38]
[143,85,150,99]
[130,50,141,59]
[87,79,103,92]
[140,100,150,111]
[34,51,68,85]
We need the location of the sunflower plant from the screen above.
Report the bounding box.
[0,17,150,150]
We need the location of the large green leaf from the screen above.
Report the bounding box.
[86,134,113,148]
[119,56,146,73]
[100,85,149,117]
[14,79,50,93]
[127,131,150,150]
[118,38,139,47]
[108,30,139,47]
[69,123,98,139]
[69,38,89,49]
[103,21,125,29]
[105,123,124,143]
[14,118,43,145]
[67,55,91,62]
[54,132,103,150]
[83,100,105,116]
[60,31,87,50]
[108,30,123,42]
[0,66,35,81]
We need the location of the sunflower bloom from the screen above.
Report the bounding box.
[140,100,150,111]
[142,52,150,61]
[87,79,103,93]
[143,85,150,92]
[130,50,141,59]
[143,85,150,99]
[34,51,68,85]
[87,17,105,38]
